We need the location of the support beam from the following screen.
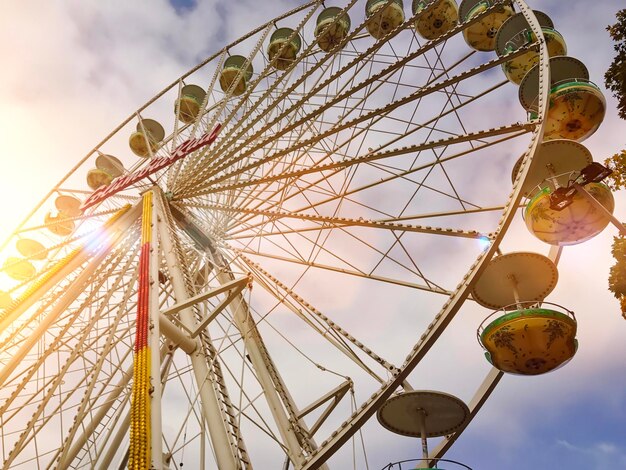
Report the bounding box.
[573,182,626,235]
[161,276,249,316]
[428,367,503,463]
[159,314,197,354]
[0,208,140,388]
[161,276,250,342]
[297,380,352,437]
[64,363,134,466]
[0,204,139,336]
[156,195,242,470]
[97,347,174,470]
[171,204,327,469]
[210,260,308,467]
[187,278,249,338]
[148,191,164,469]
[101,413,131,470]
[129,191,163,470]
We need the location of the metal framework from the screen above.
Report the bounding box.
[0,1,554,468]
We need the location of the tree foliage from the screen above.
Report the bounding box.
[605,10,626,318]
[605,9,626,119]
[605,149,626,317]
[603,149,626,190]
[608,235,626,319]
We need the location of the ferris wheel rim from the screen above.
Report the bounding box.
[0,0,554,468]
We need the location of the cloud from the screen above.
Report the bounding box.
[557,439,626,469]
[1,1,626,469]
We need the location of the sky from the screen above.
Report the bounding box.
[1,0,626,469]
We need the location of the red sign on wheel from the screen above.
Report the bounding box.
[81,124,222,211]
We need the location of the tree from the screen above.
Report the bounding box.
[608,233,626,319]
[605,9,626,119]
[605,10,626,317]
[604,152,626,318]
[604,149,626,191]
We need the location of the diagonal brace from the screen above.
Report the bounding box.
[297,379,352,437]
[162,276,251,338]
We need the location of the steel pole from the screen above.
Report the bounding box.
[169,202,325,468]
[417,409,428,460]
[208,253,330,469]
[63,362,133,465]
[148,191,164,469]
[212,265,307,466]
[573,182,626,236]
[96,347,173,470]
[0,214,139,387]
[156,202,240,470]
[0,204,140,337]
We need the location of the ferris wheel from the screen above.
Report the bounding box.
[0,0,614,469]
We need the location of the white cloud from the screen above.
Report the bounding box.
[1,0,626,469]
[557,439,626,469]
